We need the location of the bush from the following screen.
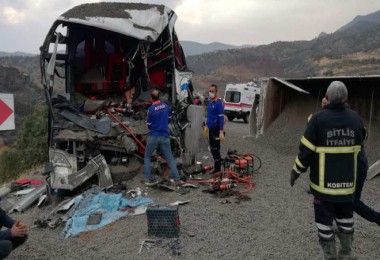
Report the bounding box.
[0,149,22,181]
[0,105,48,182]
[16,105,48,166]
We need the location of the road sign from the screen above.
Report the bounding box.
[0,93,15,131]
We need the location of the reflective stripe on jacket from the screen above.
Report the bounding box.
[293,103,366,202]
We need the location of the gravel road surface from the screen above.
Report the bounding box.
[7,116,380,260]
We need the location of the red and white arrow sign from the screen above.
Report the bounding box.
[0,93,15,131]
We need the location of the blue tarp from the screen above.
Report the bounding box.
[62,190,153,238]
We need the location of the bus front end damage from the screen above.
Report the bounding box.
[40,3,200,191]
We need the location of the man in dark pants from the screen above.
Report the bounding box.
[0,206,28,259]
[291,81,366,259]
[206,84,225,173]
[354,151,380,225]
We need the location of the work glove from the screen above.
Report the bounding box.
[203,126,209,137]
[290,169,300,187]
[219,131,225,142]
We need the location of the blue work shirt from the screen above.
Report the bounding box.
[146,100,171,137]
[207,97,224,130]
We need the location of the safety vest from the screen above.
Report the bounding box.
[294,103,366,202]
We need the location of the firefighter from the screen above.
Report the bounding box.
[204,84,225,173]
[322,96,380,227]
[290,81,366,259]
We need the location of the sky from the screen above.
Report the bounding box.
[1,0,380,54]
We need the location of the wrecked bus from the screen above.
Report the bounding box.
[40,3,202,191]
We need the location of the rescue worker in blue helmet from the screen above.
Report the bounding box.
[205,84,225,173]
[291,81,366,259]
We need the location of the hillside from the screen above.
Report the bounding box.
[188,16,380,91]
[0,65,43,145]
[337,10,380,32]
[180,41,253,56]
[2,9,380,104]
[0,51,36,57]
[0,56,42,89]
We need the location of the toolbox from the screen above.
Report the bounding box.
[146,205,180,238]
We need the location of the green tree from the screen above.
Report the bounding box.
[0,150,22,181]
[0,105,48,182]
[16,105,48,168]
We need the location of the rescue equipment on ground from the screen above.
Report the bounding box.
[185,150,261,194]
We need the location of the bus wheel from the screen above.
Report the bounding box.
[227,116,234,122]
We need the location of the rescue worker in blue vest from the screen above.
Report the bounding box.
[0,206,28,259]
[144,89,181,186]
[204,84,225,173]
[290,81,366,260]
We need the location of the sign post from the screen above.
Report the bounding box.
[0,93,15,131]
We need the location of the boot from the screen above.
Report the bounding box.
[320,239,338,260]
[337,232,353,260]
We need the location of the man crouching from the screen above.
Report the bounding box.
[0,206,28,259]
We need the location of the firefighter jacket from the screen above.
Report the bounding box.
[293,103,366,202]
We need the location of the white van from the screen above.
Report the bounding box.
[223,82,260,123]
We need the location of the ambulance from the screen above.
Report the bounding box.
[223,82,260,123]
